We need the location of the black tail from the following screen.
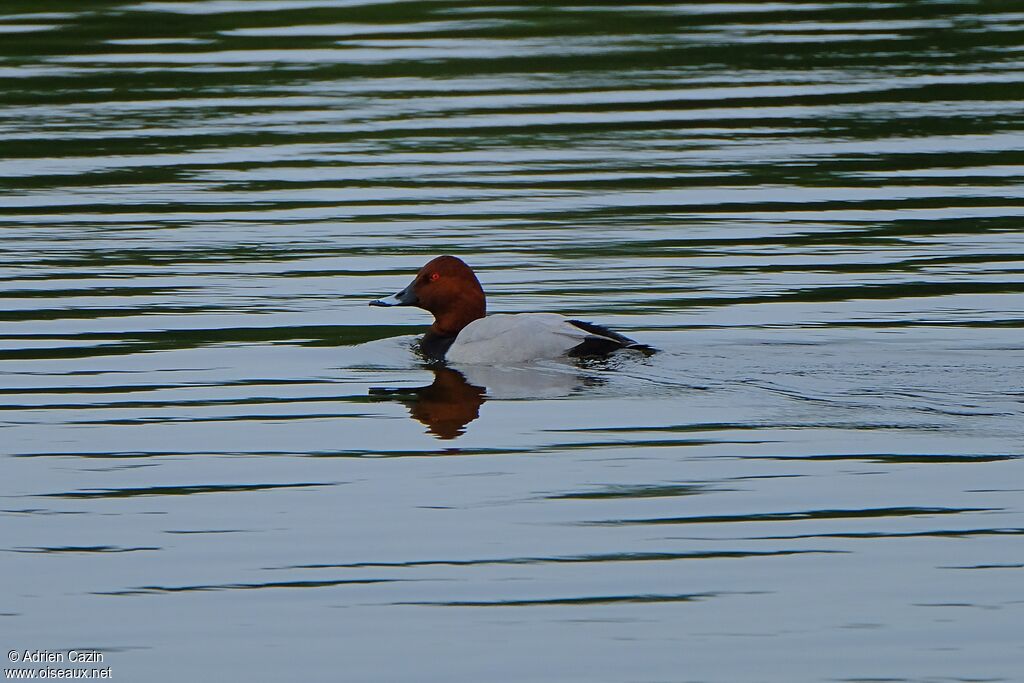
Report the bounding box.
[566,319,656,358]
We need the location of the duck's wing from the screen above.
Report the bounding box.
[447,313,652,364]
[447,313,587,363]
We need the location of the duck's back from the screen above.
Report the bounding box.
[446,313,589,364]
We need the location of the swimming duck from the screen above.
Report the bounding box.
[370,255,652,364]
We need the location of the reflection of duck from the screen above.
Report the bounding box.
[370,365,598,439]
[370,255,653,363]
[371,367,485,440]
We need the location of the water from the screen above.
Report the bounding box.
[2,1,1023,681]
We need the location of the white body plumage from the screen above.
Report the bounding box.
[445,313,595,364]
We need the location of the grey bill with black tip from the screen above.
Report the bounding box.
[369,282,418,307]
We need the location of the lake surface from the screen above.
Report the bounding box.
[2,1,1023,681]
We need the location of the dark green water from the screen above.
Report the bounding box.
[2,2,1023,681]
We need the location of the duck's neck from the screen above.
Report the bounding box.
[429,294,485,338]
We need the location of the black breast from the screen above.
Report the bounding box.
[420,331,456,361]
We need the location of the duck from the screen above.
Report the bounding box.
[369,255,653,364]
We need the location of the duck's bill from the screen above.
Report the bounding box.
[369,284,418,307]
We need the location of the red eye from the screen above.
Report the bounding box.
[430,272,440,281]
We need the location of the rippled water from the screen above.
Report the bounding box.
[3,1,1023,681]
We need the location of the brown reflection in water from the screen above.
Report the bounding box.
[370,368,485,440]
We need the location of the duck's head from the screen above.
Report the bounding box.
[370,255,486,336]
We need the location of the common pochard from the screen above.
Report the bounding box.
[370,255,652,364]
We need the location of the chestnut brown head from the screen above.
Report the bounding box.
[370,255,486,337]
